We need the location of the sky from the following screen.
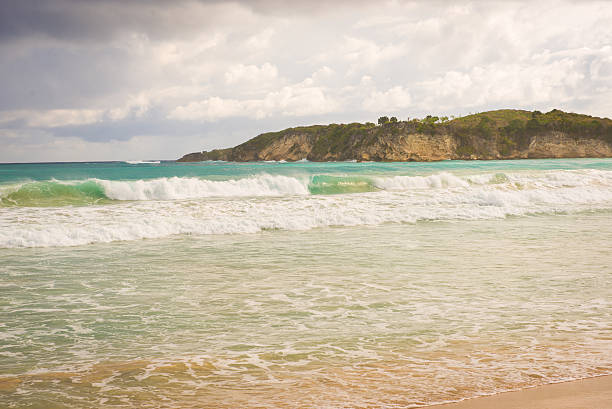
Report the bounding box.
[1,0,611,162]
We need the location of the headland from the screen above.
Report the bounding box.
[178,109,612,162]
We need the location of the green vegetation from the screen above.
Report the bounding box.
[366,109,609,155]
[178,109,612,162]
[377,116,389,125]
[445,108,611,140]
[238,125,325,152]
[440,109,612,155]
[258,109,612,157]
[311,122,376,158]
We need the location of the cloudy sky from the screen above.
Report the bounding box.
[1,0,611,162]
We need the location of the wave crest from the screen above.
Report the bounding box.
[98,175,309,200]
[2,168,612,247]
[0,175,311,206]
[3,170,612,208]
[0,180,107,207]
[124,160,161,164]
[374,172,469,190]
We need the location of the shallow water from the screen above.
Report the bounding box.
[1,159,611,407]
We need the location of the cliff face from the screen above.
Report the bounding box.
[178,109,612,162]
[524,132,612,159]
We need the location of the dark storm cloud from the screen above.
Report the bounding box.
[2,0,603,44]
[0,0,373,43]
[0,43,140,110]
[0,0,221,42]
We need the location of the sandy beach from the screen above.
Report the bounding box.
[432,375,612,409]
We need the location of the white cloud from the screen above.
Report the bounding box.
[353,15,410,30]
[0,94,154,128]
[168,77,338,121]
[413,48,602,112]
[245,28,276,49]
[311,66,335,83]
[224,63,279,84]
[342,36,406,69]
[149,34,223,66]
[263,80,338,117]
[419,71,473,100]
[0,109,105,128]
[362,86,412,112]
[107,93,151,120]
[168,97,244,121]
[0,129,206,162]
[590,50,612,81]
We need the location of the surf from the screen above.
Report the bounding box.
[0,175,311,206]
[3,168,612,208]
[0,180,109,207]
[2,170,612,247]
[124,160,161,164]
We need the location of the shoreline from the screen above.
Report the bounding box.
[427,375,612,409]
[177,155,612,163]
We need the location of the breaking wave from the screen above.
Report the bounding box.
[3,169,612,207]
[0,175,310,206]
[2,170,612,207]
[0,180,109,207]
[124,160,161,164]
[373,172,469,189]
[2,169,612,247]
[98,175,309,200]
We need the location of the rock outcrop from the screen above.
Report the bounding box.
[178,109,612,162]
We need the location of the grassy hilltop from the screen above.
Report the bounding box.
[178,109,612,162]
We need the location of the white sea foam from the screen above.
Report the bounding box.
[96,175,310,200]
[374,172,469,189]
[0,183,24,198]
[2,169,612,248]
[124,160,161,164]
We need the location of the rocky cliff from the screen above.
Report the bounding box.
[178,109,612,162]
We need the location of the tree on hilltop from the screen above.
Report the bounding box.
[378,116,389,125]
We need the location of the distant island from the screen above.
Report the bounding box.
[178,109,612,162]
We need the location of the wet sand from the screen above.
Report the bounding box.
[431,375,612,409]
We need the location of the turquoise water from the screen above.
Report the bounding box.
[1,159,611,407]
[2,158,611,187]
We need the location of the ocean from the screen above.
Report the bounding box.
[1,158,611,408]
